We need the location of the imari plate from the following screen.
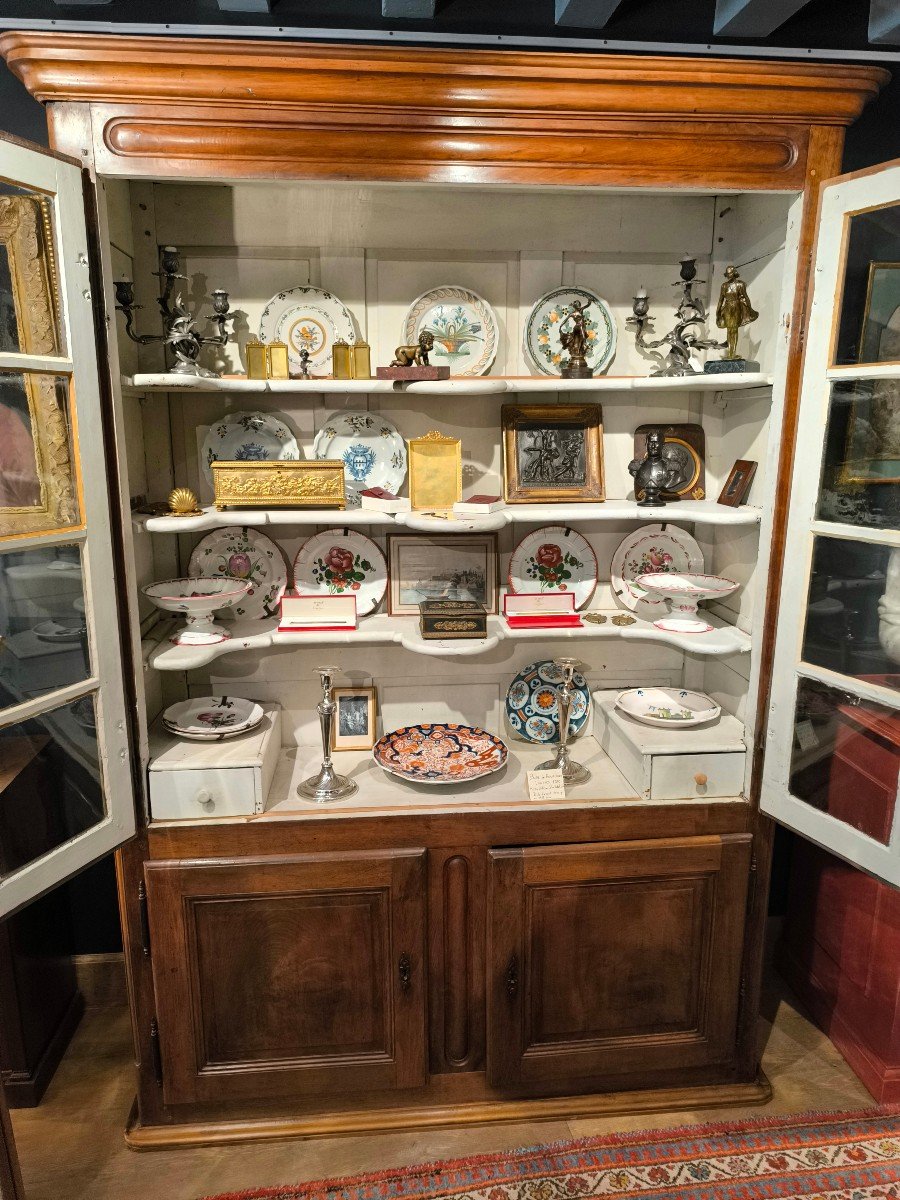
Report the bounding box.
[373,723,508,785]
[258,285,356,375]
[524,286,617,376]
[402,286,499,377]
[505,660,591,743]
[615,687,721,728]
[293,528,387,617]
[508,525,597,610]
[312,410,407,508]
[609,523,704,612]
[200,410,300,488]
[188,526,289,621]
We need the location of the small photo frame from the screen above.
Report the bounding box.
[387,533,499,615]
[717,459,758,507]
[502,403,604,503]
[408,430,462,511]
[332,686,377,751]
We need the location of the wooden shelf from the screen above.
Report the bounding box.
[145,610,751,672]
[140,499,762,534]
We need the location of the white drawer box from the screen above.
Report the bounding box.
[592,690,746,801]
[148,703,282,820]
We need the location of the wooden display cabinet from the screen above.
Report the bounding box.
[0,33,898,1147]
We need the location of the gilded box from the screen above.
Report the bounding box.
[212,460,345,510]
[418,599,487,640]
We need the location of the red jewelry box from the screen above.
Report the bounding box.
[278,593,358,632]
[503,592,583,629]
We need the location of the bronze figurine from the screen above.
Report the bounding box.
[559,300,593,379]
[629,427,682,507]
[716,265,758,361]
[391,330,435,368]
[297,347,312,379]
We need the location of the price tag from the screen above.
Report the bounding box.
[527,768,566,800]
[795,719,819,752]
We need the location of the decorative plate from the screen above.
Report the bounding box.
[188,526,288,621]
[292,528,387,617]
[524,286,617,376]
[201,411,300,487]
[505,660,591,743]
[312,411,406,508]
[163,696,264,736]
[402,286,498,377]
[258,285,356,375]
[33,617,85,643]
[508,525,598,610]
[373,723,507,785]
[610,523,704,612]
[615,687,721,728]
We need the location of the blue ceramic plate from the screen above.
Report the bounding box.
[504,660,591,743]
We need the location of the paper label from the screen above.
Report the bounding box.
[527,768,566,800]
[795,719,819,752]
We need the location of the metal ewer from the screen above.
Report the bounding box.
[536,658,590,785]
[626,255,726,377]
[297,666,359,803]
[114,244,232,378]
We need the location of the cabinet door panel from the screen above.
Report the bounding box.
[487,836,750,1090]
[145,850,427,1105]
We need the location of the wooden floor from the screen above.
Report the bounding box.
[10,980,874,1200]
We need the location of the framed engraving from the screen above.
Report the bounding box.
[332,686,377,751]
[387,533,498,615]
[502,403,604,503]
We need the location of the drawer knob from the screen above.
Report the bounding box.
[694,773,708,788]
[195,789,215,808]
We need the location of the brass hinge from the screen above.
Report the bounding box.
[149,1018,163,1086]
[138,880,151,958]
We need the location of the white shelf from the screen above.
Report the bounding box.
[141,499,762,534]
[125,372,774,396]
[146,610,751,671]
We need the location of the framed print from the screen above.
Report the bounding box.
[408,430,462,511]
[387,533,499,615]
[502,403,604,503]
[332,686,377,751]
[859,261,900,365]
[717,459,758,506]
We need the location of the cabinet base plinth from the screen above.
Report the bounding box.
[124,1073,772,1151]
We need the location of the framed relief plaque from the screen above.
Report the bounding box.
[502,404,604,503]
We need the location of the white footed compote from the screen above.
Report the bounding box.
[635,572,738,634]
[298,667,358,803]
[142,576,252,646]
[535,658,590,785]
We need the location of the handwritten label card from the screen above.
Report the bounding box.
[527,768,566,801]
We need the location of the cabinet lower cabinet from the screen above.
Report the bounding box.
[487,835,751,1090]
[144,849,427,1105]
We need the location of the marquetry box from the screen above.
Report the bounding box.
[211,460,345,509]
[419,600,487,640]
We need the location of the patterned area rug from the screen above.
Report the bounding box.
[202,1106,900,1200]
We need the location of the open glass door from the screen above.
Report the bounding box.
[0,136,136,917]
[761,158,900,885]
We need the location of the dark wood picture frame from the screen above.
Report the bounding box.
[718,459,758,507]
[502,403,604,503]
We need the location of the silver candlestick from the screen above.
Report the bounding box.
[536,658,590,785]
[297,666,358,802]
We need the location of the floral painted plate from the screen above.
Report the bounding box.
[200,410,300,488]
[402,286,498,377]
[163,696,264,737]
[524,286,617,377]
[373,723,507,785]
[508,525,597,610]
[292,528,387,617]
[258,285,356,375]
[188,526,289,621]
[609,523,704,613]
[615,688,721,728]
[312,410,407,508]
[505,660,591,743]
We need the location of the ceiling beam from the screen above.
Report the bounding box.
[381,0,437,17]
[215,0,273,10]
[870,0,900,44]
[713,0,814,37]
[49,0,113,6]
[555,0,626,28]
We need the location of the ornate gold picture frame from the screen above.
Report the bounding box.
[502,403,604,503]
[0,195,78,537]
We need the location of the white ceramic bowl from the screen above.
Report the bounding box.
[616,687,721,728]
[635,572,738,634]
[142,577,252,646]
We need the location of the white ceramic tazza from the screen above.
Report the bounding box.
[635,572,738,634]
[142,577,252,646]
[615,687,721,728]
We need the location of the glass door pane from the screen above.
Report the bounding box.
[762,160,900,886]
[0,135,135,917]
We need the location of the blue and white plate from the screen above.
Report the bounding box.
[313,410,407,508]
[201,411,300,488]
[504,660,591,743]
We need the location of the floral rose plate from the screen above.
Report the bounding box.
[373,723,508,785]
[505,660,591,743]
[292,528,387,617]
[609,523,704,613]
[188,526,289,621]
[312,410,407,508]
[402,286,499,377]
[524,286,617,376]
[200,411,300,488]
[163,696,264,741]
[508,525,597,610]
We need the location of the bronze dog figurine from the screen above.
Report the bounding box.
[391,330,434,368]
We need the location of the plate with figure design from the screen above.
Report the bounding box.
[524,286,617,376]
[373,723,508,785]
[292,528,387,617]
[188,526,289,621]
[508,525,597,610]
[201,410,300,488]
[258,285,356,375]
[402,286,499,377]
[610,523,704,613]
[505,659,591,743]
[312,410,407,508]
